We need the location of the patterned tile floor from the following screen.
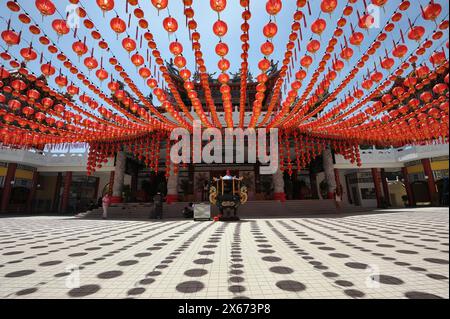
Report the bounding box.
[0,207,448,299]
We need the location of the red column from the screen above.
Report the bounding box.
[402,167,414,207]
[108,171,115,195]
[60,172,72,213]
[422,159,438,206]
[371,168,384,208]
[1,163,17,213]
[26,171,39,213]
[380,169,391,207]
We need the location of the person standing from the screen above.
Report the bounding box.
[102,194,111,219]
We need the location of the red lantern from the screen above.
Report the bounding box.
[381,57,394,70]
[169,42,183,56]
[358,14,375,30]
[41,97,54,108]
[27,89,41,101]
[213,20,228,37]
[422,1,442,22]
[72,40,88,57]
[108,81,119,92]
[35,0,56,17]
[131,53,144,67]
[433,83,448,96]
[300,55,313,69]
[96,0,114,14]
[147,78,157,89]
[266,0,282,15]
[110,16,126,36]
[96,69,108,82]
[67,84,79,95]
[333,59,344,72]
[210,0,227,12]
[218,58,230,71]
[372,0,387,7]
[8,99,21,110]
[84,56,99,71]
[321,0,337,14]
[349,32,364,46]
[429,51,446,66]
[174,56,187,68]
[7,1,20,12]
[22,106,34,117]
[11,79,27,91]
[420,91,433,103]
[260,41,274,56]
[139,67,151,79]
[20,46,37,62]
[151,0,168,11]
[408,26,425,42]
[52,19,70,37]
[362,79,373,90]
[122,37,136,53]
[41,63,56,77]
[1,29,20,46]
[340,47,354,61]
[55,75,68,88]
[416,65,430,78]
[215,42,229,57]
[307,40,321,54]
[311,19,326,36]
[392,44,408,59]
[163,17,178,33]
[35,112,46,122]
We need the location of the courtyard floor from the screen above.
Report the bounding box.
[0,207,448,299]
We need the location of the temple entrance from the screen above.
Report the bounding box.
[138,171,167,202]
[411,181,431,206]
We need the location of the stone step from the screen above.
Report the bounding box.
[80,200,371,220]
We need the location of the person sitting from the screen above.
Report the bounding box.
[182,203,194,219]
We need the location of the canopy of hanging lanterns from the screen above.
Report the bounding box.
[0,0,448,177]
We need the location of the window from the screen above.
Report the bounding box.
[14,178,32,188]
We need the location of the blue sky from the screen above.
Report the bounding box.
[1,0,449,122]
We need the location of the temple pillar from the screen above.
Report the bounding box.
[61,172,72,213]
[111,151,126,203]
[402,167,414,207]
[273,168,286,202]
[380,169,391,206]
[334,168,341,194]
[1,163,17,213]
[108,171,115,195]
[166,164,178,204]
[422,158,438,206]
[26,171,39,213]
[52,172,62,212]
[371,168,384,208]
[323,146,336,199]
